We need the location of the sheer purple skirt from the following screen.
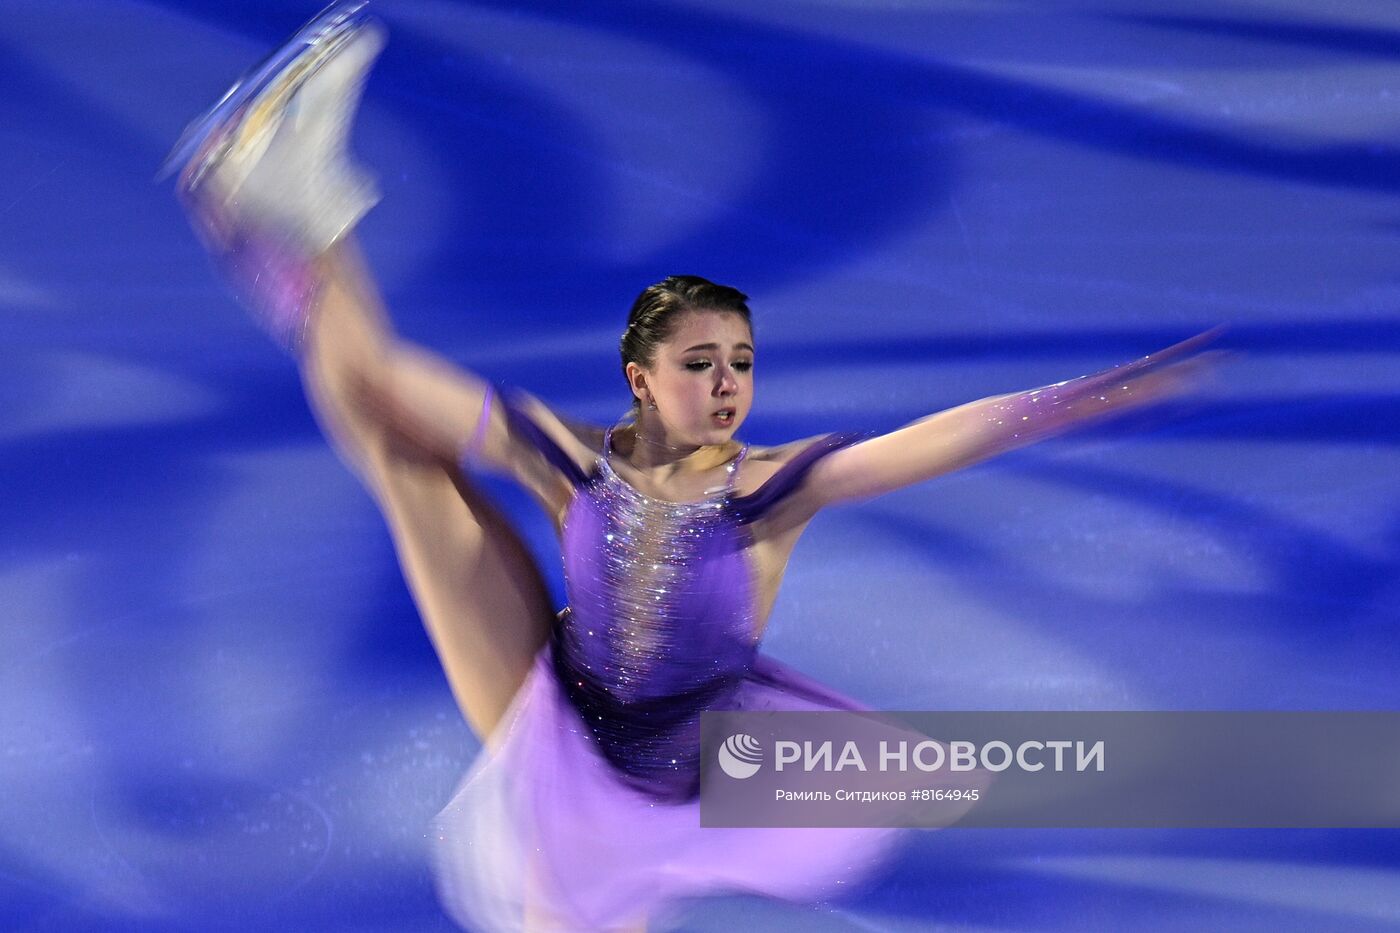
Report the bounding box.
[429,644,907,932]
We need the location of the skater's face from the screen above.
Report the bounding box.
[629,309,754,445]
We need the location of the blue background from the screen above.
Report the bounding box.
[3,0,1398,929]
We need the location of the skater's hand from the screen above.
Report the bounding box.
[1009,327,1230,432]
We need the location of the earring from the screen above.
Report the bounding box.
[647,400,658,411]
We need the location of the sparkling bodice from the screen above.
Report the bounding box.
[552,428,759,799]
[489,390,863,801]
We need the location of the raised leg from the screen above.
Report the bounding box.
[304,243,554,739]
[166,5,557,740]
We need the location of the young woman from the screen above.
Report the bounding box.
[165,4,1216,930]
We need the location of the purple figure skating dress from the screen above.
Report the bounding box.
[431,391,903,931]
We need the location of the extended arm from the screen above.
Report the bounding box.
[791,329,1222,512]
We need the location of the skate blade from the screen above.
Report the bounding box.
[157,0,376,183]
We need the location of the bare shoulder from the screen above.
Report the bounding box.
[745,434,832,465]
[734,434,829,495]
[553,409,608,456]
[509,391,605,465]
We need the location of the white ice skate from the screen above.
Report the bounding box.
[162,1,387,349]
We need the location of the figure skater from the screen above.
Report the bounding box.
[163,4,1217,930]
